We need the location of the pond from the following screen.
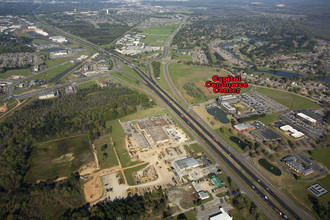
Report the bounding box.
[206,107,230,124]
[41,48,65,52]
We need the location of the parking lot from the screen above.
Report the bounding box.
[240,91,288,114]
[279,112,326,140]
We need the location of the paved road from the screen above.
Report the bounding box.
[8,15,313,220]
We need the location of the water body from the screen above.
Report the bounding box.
[220,43,330,82]
[41,48,65,52]
[206,107,230,124]
[50,63,80,83]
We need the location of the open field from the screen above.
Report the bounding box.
[256,87,320,110]
[46,57,72,68]
[106,120,139,168]
[140,24,178,46]
[159,63,179,103]
[29,63,73,82]
[120,105,162,122]
[305,148,330,170]
[77,80,98,89]
[0,68,32,79]
[168,63,228,104]
[94,134,119,169]
[124,163,149,185]
[26,134,93,182]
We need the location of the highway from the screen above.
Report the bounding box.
[7,16,313,220]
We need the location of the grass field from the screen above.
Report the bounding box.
[256,114,281,125]
[159,63,179,103]
[77,80,97,89]
[120,105,162,122]
[26,135,93,182]
[140,24,178,46]
[94,134,119,169]
[0,68,32,79]
[305,148,330,170]
[168,63,228,104]
[106,120,139,168]
[256,87,320,110]
[46,57,72,68]
[124,163,149,185]
[30,63,73,82]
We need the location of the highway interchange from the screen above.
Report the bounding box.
[2,16,314,220]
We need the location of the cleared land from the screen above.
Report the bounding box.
[77,80,97,89]
[168,63,228,104]
[45,57,72,68]
[0,68,31,79]
[120,105,162,122]
[256,87,320,110]
[140,24,179,46]
[26,134,94,182]
[94,134,119,169]
[106,120,140,168]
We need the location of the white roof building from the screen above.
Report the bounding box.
[297,112,317,124]
[280,125,304,139]
[209,207,233,220]
[49,36,67,43]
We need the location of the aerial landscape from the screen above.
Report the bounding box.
[0,0,329,219]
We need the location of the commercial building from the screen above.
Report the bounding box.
[233,123,254,133]
[296,112,317,126]
[280,125,304,139]
[211,175,224,187]
[218,95,238,104]
[39,91,59,100]
[198,191,210,200]
[137,117,169,145]
[49,36,67,43]
[209,207,233,220]
[174,157,202,171]
[283,155,314,176]
[221,102,236,114]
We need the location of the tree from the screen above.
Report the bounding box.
[227,176,232,186]
[101,144,108,151]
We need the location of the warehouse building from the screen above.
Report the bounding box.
[296,112,317,126]
[174,157,203,171]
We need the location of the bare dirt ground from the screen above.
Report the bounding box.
[84,175,103,203]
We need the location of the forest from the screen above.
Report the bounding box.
[62,187,170,219]
[0,85,154,219]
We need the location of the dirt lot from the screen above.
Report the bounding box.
[84,176,103,203]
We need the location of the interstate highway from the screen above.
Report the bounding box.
[31,17,310,219]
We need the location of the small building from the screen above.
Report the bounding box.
[211,175,224,187]
[221,102,236,114]
[174,157,202,171]
[198,191,210,200]
[233,123,254,133]
[209,207,233,220]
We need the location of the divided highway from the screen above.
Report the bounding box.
[25,17,312,220]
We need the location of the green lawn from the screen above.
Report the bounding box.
[0,68,32,79]
[257,114,281,125]
[26,134,93,182]
[140,24,178,46]
[46,57,72,68]
[256,87,320,110]
[94,134,119,169]
[106,120,139,168]
[216,128,245,153]
[77,80,98,89]
[124,163,149,185]
[258,159,282,176]
[29,63,73,82]
[120,105,162,122]
[305,148,330,170]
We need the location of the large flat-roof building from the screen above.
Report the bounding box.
[297,112,317,126]
[174,157,202,171]
[218,95,238,104]
[137,117,169,145]
[221,102,236,114]
[209,207,233,220]
[233,123,255,133]
[280,125,304,139]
